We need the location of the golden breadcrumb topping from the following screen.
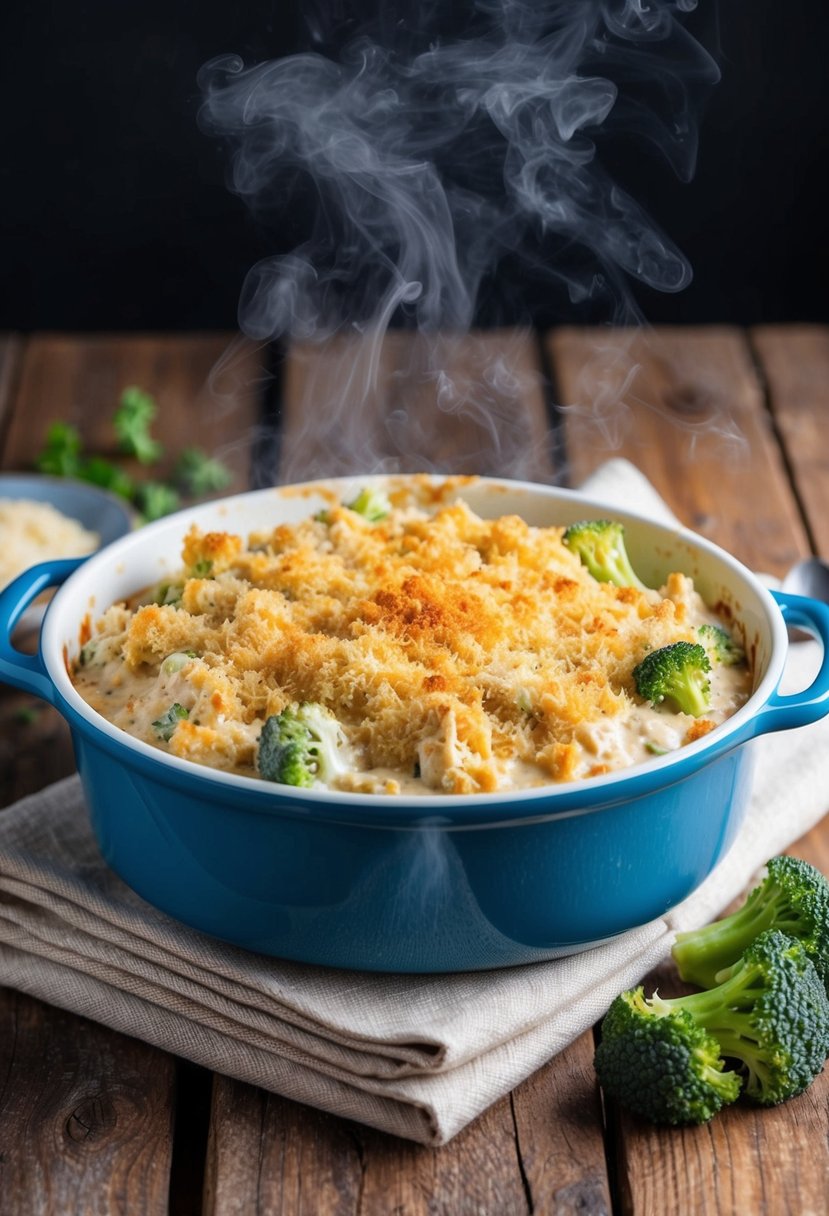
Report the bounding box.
[72,495,749,794]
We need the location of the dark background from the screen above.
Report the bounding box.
[2,1,827,332]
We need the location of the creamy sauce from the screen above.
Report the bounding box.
[74,627,751,794]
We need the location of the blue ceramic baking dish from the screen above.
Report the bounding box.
[1,476,828,972]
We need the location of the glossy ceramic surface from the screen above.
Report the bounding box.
[1,476,828,971]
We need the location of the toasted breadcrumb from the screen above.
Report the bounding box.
[72,497,750,793]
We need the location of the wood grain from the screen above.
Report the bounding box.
[0,334,23,449]
[277,329,554,484]
[751,325,829,559]
[206,1066,610,1216]
[510,1037,612,1215]
[4,332,264,490]
[548,326,810,576]
[204,1079,365,1216]
[0,991,175,1215]
[206,1036,611,1216]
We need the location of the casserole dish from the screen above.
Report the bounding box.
[1,475,828,973]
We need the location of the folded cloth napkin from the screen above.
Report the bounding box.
[1,459,827,1146]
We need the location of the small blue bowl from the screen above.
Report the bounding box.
[0,473,134,554]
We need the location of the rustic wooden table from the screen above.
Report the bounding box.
[1,326,828,1214]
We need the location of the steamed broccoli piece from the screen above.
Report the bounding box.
[673,856,829,992]
[153,703,189,741]
[633,641,712,717]
[345,486,391,522]
[258,704,347,788]
[595,988,741,1125]
[699,622,745,667]
[561,519,646,590]
[596,930,829,1122]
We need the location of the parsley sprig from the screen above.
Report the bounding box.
[34,387,232,523]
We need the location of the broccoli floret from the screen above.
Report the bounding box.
[596,931,829,1122]
[345,486,391,522]
[595,988,741,1125]
[698,622,745,666]
[673,856,829,992]
[152,703,189,741]
[258,704,347,787]
[633,641,712,717]
[561,519,646,589]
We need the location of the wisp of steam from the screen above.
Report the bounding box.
[199,0,719,481]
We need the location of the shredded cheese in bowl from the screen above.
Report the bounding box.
[0,498,100,590]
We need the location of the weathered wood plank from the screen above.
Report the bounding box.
[549,327,829,1216]
[547,326,810,576]
[751,324,829,559]
[206,1064,611,1216]
[509,1038,612,1215]
[0,991,176,1215]
[0,334,24,449]
[205,329,610,1215]
[278,329,554,484]
[4,331,263,489]
[204,1079,364,1216]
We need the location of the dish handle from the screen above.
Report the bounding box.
[747,590,829,736]
[0,558,83,704]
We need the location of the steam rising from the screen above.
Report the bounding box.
[199,0,719,479]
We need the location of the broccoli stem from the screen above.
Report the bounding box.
[673,887,798,989]
[651,958,773,1055]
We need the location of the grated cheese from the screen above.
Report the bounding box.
[0,498,99,590]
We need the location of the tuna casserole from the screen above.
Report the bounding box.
[72,485,752,795]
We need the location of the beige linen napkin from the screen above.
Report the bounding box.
[0,459,827,1146]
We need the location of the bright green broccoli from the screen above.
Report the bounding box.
[698,622,745,666]
[594,987,741,1125]
[152,702,189,741]
[633,641,712,717]
[561,519,646,589]
[345,486,391,522]
[595,930,829,1122]
[673,856,829,992]
[258,703,347,787]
